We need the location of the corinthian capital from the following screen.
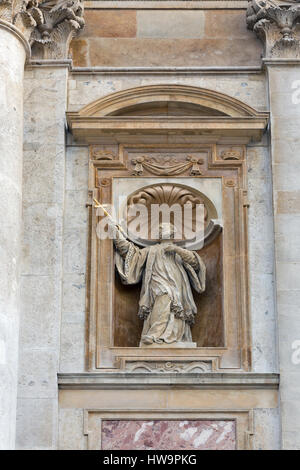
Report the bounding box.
[0,0,85,59]
[0,0,13,22]
[29,0,85,59]
[0,0,43,38]
[246,0,300,58]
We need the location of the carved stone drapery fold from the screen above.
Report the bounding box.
[246,0,300,58]
[0,0,85,59]
[131,155,204,176]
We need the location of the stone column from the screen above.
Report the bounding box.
[247,0,300,450]
[0,12,30,448]
[15,0,85,450]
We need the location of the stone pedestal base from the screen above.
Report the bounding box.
[141,342,197,348]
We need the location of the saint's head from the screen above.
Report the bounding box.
[158,223,177,241]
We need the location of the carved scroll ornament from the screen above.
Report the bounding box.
[125,361,212,373]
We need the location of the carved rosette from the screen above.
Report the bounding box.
[246,0,300,58]
[0,0,85,59]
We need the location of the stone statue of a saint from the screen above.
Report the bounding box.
[112,222,206,347]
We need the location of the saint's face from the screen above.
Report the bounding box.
[158,224,175,241]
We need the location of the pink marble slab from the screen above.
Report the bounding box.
[101,419,236,450]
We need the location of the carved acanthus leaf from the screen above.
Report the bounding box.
[0,0,13,22]
[29,0,85,59]
[246,0,300,58]
[0,0,85,59]
[0,0,43,39]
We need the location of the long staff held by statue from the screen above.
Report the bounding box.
[93,197,128,238]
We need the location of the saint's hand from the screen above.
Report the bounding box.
[163,243,179,254]
[107,218,125,240]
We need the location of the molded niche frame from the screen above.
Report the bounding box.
[67,84,269,372]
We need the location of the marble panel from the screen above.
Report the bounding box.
[101,419,236,450]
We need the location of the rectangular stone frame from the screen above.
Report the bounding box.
[83,409,254,450]
[85,141,251,372]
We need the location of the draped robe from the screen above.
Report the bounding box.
[115,237,206,346]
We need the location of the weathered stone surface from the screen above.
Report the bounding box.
[71,8,262,67]
[206,10,260,39]
[86,38,262,67]
[63,228,87,275]
[247,145,277,374]
[137,11,205,38]
[253,408,280,450]
[59,145,89,373]
[0,24,26,450]
[84,9,136,38]
[68,75,267,113]
[277,191,300,214]
[267,64,300,449]
[16,399,56,449]
[19,275,61,349]
[59,387,278,410]
[22,202,63,276]
[18,350,58,399]
[65,146,89,191]
[58,408,85,450]
[59,323,85,372]
[17,65,69,450]
[62,273,86,323]
[23,144,65,204]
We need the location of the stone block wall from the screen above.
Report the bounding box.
[70,8,263,67]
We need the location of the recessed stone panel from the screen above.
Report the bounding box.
[101,420,236,450]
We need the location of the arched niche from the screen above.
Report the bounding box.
[73,84,269,372]
[113,182,223,348]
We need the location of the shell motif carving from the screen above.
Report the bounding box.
[124,183,214,243]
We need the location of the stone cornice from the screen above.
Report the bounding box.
[67,115,269,142]
[58,372,280,390]
[246,0,300,58]
[0,18,31,57]
[28,58,72,68]
[263,56,300,64]
[69,65,263,74]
